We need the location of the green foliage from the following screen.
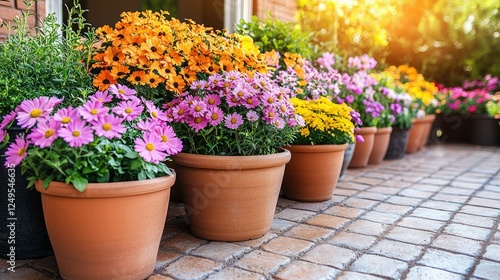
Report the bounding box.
[0,0,95,116]
[235,15,311,59]
[297,0,500,87]
[140,0,178,18]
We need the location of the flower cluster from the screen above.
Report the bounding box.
[437,75,499,116]
[291,97,355,145]
[91,10,269,99]
[372,72,416,129]
[164,71,301,155]
[486,93,500,119]
[1,85,183,191]
[384,65,439,115]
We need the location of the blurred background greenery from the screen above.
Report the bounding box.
[297,0,500,86]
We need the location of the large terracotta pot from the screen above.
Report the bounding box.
[172,150,291,241]
[384,126,411,160]
[406,118,427,153]
[349,126,377,168]
[368,127,393,165]
[282,144,347,202]
[0,127,53,259]
[35,175,175,280]
[418,114,436,148]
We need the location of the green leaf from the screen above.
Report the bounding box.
[72,176,88,192]
[42,175,54,189]
[130,159,142,170]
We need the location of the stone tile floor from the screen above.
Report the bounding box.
[1,143,499,280]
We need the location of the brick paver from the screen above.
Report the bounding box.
[3,144,499,280]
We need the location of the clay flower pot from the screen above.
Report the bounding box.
[282,144,347,202]
[349,126,377,168]
[172,150,291,241]
[406,116,434,153]
[418,114,436,149]
[369,127,393,165]
[35,175,175,280]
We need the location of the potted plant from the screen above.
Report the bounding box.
[281,97,357,201]
[164,71,300,241]
[0,1,95,259]
[1,85,182,279]
[336,55,385,167]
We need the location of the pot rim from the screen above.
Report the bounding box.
[375,126,393,134]
[284,143,348,153]
[172,149,291,170]
[354,126,377,134]
[34,173,175,198]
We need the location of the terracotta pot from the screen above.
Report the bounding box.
[384,126,411,160]
[172,150,290,241]
[339,142,356,180]
[418,114,436,149]
[35,175,175,280]
[282,144,347,202]
[406,118,428,153]
[0,126,53,259]
[368,127,393,165]
[349,126,377,168]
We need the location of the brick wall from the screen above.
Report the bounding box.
[0,0,45,41]
[253,0,297,22]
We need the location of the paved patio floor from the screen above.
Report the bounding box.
[2,143,500,280]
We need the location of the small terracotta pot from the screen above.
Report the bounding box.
[173,150,290,241]
[418,114,436,149]
[282,144,347,202]
[406,117,428,153]
[35,175,175,280]
[369,127,393,165]
[349,126,377,168]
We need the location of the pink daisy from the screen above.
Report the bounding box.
[112,99,143,121]
[28,119,60,148]
[203,94,221,107]
[246,110,259,122]
[188,115,209,133]
[224,112,243,129]
[134,132,168,164]
[189,100,208,117]
[4,136,30,167]
[58,119,94,147]
[172,102,190,122]
[207,107,224,126]
[89,90,113,103]
[144,99,168,121]
[1,111,16,130]
[48,96,64,107]
[108,84,137,100]
[15,96,53,128]
[53,106,79,126]
[0,130,6,143]
[135,120,157,132]
[93,115,126,139]
[155,125,183,155]
[78,100,109,122]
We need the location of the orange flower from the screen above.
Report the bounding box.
[127,70,147,86]
[93,70,117,91]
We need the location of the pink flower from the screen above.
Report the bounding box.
[1,111,16,130]
[134,132,168,164]
[93,115,126,139]
[155,125,183,155]
[28,119,60,148]
[246,110,259,122]
[113,99,143,121]
[136,120,157,132]
[224,112,243,129]
[355,135,365,143]
[53,106,79,126]
[172,102,190,122]
[15,96,53,128]
[272,118,285,129]
[48,96,64,107]
[188,115,209,132]
[78,100,109,122]
[58,119,94,147]
[108,84,136,100]
[4,136,29,167]
[204,94,221,107]
[189,100,208,117]
[90,90,113,103]
[0,130,6,143]
[144,99,168,121]
[207,107,224,126]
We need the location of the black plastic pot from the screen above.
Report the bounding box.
[431,113,469,144]
[339,142,356,180]
[0,127,53,260]
[467,114,500,146]
[384,126,410,160]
